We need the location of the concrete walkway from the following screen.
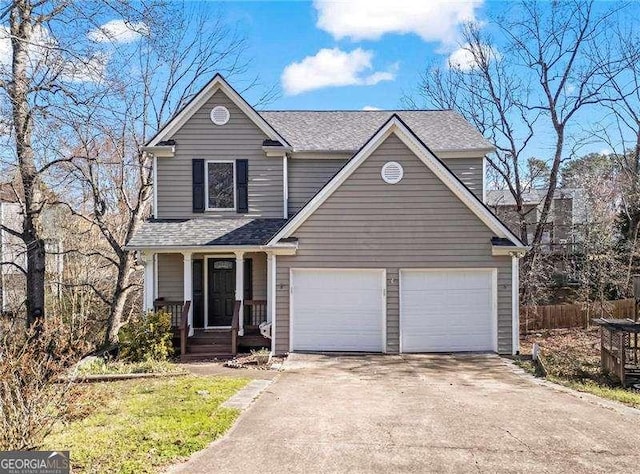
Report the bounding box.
[170,354,640,473]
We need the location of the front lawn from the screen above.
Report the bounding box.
[519,328,640,408]
[44,375,249,473]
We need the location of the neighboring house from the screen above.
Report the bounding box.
[0,182,64,314]
[486,188,586,251]
[127,74,527,359]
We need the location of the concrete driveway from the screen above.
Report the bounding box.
[171,354,640,473]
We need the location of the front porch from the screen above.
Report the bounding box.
[143,250,276,360]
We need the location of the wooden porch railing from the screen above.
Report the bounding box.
[179,301,191,357]
[153,299,185,328]
[231,300,241,356]
[244,299,267,327]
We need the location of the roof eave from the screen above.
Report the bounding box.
[141,145,175,158]
[125,242,298,255]
[491,245,529,257]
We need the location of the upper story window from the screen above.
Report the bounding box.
[207,160,235,210]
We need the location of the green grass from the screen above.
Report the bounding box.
[514,356,640,408]
[76,358,184,376]
[548,377,640,408]
[44,376,249,473]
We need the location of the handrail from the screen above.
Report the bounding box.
[243,299,268,326]
[154,299,185,327]
[231,300,241,356]
[179,300,191,357]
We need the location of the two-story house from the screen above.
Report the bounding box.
[0,182,64,315]
[127,74,527,359]
[487,188,586,251]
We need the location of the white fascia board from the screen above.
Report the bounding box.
[142,145,175,158]
[435,148,495,159]
[491,246,528,257]
[268,116,524,247]
[147,75,290,147]
[289,148,493,160]
[124,243,298,255]
[263,146,291,157]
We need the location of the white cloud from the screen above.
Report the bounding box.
[447,43,500,71]
[281,48,396,95]
[0,25,106,83]
[0,24,56,67]
[61,53,108,83]
[362,105,381,111]
[314,0,482,45]
[88,19,149,44]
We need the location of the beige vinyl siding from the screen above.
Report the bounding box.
[275,133,512,354]
[156,90,283,218]
[287,158,347,215]
[444,157,484,200]
[246,252,267,299]
[157,253,184,300]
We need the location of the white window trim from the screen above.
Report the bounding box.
[205,160,236,211]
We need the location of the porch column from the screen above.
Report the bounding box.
[235,251,245,336]
[266,253,274,323]
[183,251,194,337]
[266,253,276,354]
[142,252,155,312]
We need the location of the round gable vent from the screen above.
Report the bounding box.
[381,161,404,184]
[210,106,230,125]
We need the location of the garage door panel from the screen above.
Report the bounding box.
[401,270,495,353]
[291,269,385,352]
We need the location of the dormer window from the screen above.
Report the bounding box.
[206,160,235,210]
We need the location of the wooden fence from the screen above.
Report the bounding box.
[520,299,635,332]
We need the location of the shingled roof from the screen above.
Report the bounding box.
[127,218,288,249]
[258,110,494,153]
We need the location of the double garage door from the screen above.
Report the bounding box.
[290,268,496,353]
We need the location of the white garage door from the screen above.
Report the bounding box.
[291,269,385,352]
[400,269,496,352]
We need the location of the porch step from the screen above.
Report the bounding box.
[188,343,233,354]
[190,335,232,345]
[180,352,234,362]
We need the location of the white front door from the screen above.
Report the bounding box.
[400,269,496,352]
[290,269,385,352]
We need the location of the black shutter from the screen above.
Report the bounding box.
[236,159,248,213]
[192,259,204,328]
[192,159,205,212]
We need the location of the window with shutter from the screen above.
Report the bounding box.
[206,161,236,210]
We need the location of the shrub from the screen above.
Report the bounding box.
[0,316,88,450]
[118,310,174,362]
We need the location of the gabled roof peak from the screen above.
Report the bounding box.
[146,73,290,148]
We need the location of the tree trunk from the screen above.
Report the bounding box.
[532,128,564,248]
[103,252,135,345]
[10,1,46,326]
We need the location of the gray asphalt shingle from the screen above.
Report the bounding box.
[127,218,288,248]
[258,110,493,152]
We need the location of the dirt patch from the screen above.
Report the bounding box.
[520,327,614,385]
[224,352,285,370]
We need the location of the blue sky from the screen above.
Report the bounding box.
[202,0,638,163]
[225,0,480,110]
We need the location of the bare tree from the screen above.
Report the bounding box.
[503,0,625,249]
[51,6,252,346]
[0,0,147,325]
[407,1,626,253]
[589,22,640,288]
[404,22,539,244]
